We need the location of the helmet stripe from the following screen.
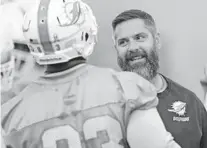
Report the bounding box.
[37,0,54,54]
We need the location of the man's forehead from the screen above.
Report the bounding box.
[114,18,149,40]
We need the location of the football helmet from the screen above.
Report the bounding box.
[0,15,15,92]
[23,0,98,65]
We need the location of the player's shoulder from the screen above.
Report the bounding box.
[88,65,150,84]
[85,65,118,84]
[115,71,150,85]
[114,71,157,103]
[87,65,116,76]
[86,66,152,89]
[1,94,22,123]
[116,71,156,93]
[1,82,37,120]
[85,67,157,109]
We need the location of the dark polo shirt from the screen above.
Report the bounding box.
[157,76,207,148]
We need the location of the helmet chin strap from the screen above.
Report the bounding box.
[45,57,86,74]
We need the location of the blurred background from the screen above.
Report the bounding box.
[1,0,207,101]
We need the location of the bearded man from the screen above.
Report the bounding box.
[112,9,207,148]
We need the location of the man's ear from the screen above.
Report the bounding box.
[155,32,161,50]
[112,34,118,52]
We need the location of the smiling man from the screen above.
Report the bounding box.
[112,9,207,148]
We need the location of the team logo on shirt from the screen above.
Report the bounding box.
[168,101,190,122]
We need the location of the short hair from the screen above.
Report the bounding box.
[112,9,157,35]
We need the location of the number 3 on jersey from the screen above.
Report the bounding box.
[42,116,124,148]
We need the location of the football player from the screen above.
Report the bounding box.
[0,5,15,148]
[0,1,44,104]
[1,0,181,148]
[0,5,15,98]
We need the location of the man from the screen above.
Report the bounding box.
[1,1,181,148]
[112,9,207,148]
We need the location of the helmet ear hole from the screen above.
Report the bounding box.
[81,32,89,42]
[85,33,89,41]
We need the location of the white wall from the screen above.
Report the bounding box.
[86,0,207,100]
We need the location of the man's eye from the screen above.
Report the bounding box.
[118,40,128,47]
[134,35,146,41]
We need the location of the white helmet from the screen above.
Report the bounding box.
[0,6,15,92]
[22,0,98,65]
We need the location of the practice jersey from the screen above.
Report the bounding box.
[1,64,157,148]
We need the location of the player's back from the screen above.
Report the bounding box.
[2,63,157,148]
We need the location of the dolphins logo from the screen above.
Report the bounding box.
[168,101,187,116]
[57,1,84,27]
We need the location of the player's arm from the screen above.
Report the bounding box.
[127,107,181,148]
[116,72,181,148]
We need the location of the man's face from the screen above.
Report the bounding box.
[114,18,160,81]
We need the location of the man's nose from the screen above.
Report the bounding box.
[128,40,139,52]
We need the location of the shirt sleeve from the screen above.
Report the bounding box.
[200,99,207,148]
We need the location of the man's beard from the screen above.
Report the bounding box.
[118,46,159,81]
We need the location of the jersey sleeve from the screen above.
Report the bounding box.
[127,108,181,148]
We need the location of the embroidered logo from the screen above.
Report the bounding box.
[168,101,190,122]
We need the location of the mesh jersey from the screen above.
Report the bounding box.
[1,64,157,148]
